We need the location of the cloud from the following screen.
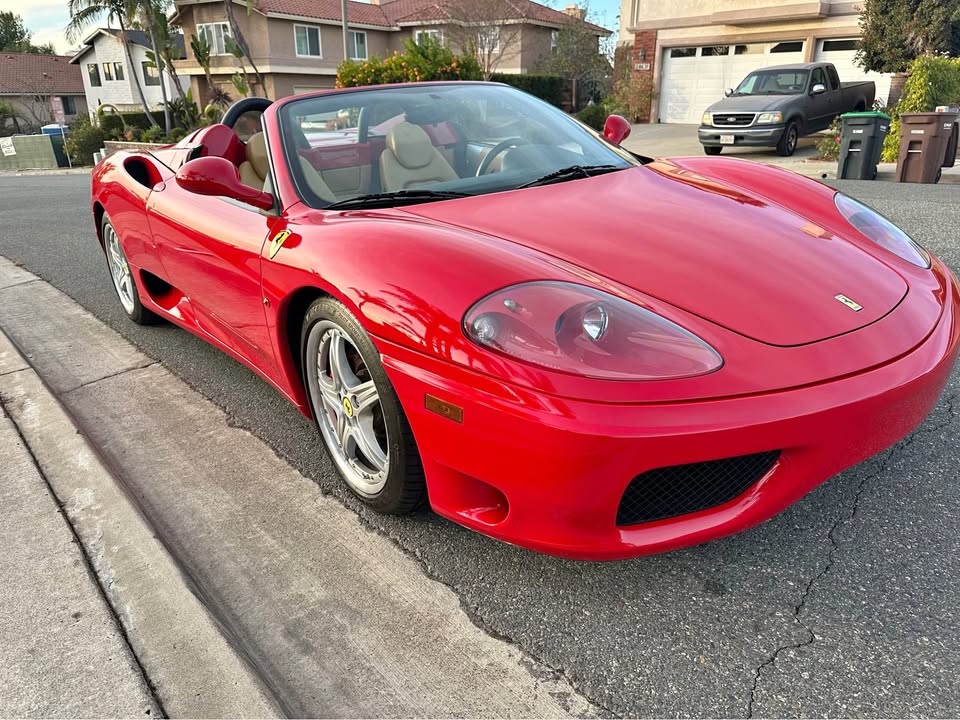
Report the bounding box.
[0,0,76,53]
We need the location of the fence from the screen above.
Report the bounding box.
[0,134,59,170]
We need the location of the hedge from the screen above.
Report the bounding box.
[881,56,960,162]
[98,110,156,137]
[490,73,566,107]
[337,36,482,87]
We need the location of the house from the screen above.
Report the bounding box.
[0,52,88,131]
[69,28,190,115]
[617,0,892,123]
[171,0,608,103]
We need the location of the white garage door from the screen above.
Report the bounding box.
[814,38,892,107]
[658,41,806,124]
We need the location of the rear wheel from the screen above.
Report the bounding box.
[703,146,722,156]
[302,297,426,513]
[101,216,157,325]
[776,121,799,157]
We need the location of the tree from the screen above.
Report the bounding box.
[66,0,160,127]
[135,0,172,133]
[0,100,22,135]
[222,0,265,96]
[0,11,56,53]
[858,0,960,74]
[535,17,612,107]
[442,0,524,80]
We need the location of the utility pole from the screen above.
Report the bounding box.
[342,0,349,62]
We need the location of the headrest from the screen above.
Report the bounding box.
[386,122,434,169]
[246,132,270,179]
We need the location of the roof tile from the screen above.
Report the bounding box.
[0,53,85,95]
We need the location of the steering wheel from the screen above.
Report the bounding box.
[221,97,273,128]
[476,137,529,176]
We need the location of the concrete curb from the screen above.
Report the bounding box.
[0,327,284,718]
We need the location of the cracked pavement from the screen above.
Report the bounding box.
[2,175,959,717]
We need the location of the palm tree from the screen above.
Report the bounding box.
[134,0,171,133]
[223,0,264,95]
[66,0,159,127]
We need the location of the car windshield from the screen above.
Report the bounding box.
[732,69,810,96]
[277,83,639,209]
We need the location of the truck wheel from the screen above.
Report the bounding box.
[703,146,722,156]
[776,122,799,157]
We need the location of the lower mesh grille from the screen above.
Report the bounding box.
[616,451,781,526]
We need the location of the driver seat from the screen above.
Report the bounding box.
[380,122,458,192]
[239,132,336,203]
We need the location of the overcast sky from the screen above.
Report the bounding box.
[2,0,621,55]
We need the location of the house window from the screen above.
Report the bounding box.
[551,30,559,53]
[60,96,76,114]
[142,61,161,86]
[113,62,124,81]
[295,24,322,57]
[477,26,500,53]
[669,47,696,58]
[102,62,114,81]
[700,46,729,56]
[415,29,442,45]
[87,63,101,87]
[821,39,859,52]
[197,22,232,55]
[770,41,804,53]
[348,30,367,60]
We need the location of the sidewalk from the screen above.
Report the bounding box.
[0,350,158,716]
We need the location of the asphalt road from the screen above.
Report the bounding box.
[2,173,959,718]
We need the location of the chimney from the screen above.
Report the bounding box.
[563,3,586,20]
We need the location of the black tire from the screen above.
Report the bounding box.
[301,296,426,514]
[776,121,800,157]
[703,145,722,156]
[101,215,158,325]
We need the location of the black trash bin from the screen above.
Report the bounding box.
[837,111,891,180]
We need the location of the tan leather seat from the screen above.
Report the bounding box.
[379,122,458,192]
[239,131,336,203]
[238,132,270,188]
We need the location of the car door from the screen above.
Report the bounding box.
[146,179,280,375]
[807,67,834,131]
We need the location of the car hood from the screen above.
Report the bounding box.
[706,94,797,114]
[401,164,908,347]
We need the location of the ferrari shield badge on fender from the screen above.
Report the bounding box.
[835,294,863,312]
[268,230,292,259]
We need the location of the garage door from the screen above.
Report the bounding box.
[814,38,892,107]
[658,41,805,124]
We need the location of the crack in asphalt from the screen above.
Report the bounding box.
[746,390,959,718]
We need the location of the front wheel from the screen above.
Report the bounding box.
[703,145,722,156]
[302,297,426,514]
[776,121,799,157]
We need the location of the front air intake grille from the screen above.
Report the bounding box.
[616,451,781,526]
[712,113,756,127]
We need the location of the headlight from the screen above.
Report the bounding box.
[463,282,723,381]
[756,112,783,124]
[834,193,930,268]
[701,112,712,126]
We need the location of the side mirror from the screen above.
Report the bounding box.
[603,114,631,145]
[811,83,827,95]
[175,156,274,211]
[724,88,734,97]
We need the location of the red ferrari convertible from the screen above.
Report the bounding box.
[91,82,959,560]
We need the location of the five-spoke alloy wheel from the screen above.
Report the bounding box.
[101,215,157,325]
[302,297,425,513]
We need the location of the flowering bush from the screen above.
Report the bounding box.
[336,36,482,88]
[816,116,842,161]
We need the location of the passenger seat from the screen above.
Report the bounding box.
[239,132,336,203]
[379,122,458,192]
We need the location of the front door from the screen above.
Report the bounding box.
[147,183,279,375]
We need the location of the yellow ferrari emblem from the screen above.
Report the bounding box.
[268,230,291,259]
[342,397,354,417]
[834,294,863,312]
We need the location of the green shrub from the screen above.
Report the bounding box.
[140,126,164,143]
[576,103,608,131]
[168,127,188,143]
[64,116,106,166]
[123,127,143,142]
[336,36,482,88]
[489,73,566,107]
[882,56,960,161]
[817,116,842,161]
[99,113,125,139]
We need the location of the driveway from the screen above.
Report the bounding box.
[621,122,821,163]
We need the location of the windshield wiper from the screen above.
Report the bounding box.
[518,164,623,189]
[324,189,474,210]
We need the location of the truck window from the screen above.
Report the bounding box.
[811,67,827,90]
[826,65,840,90]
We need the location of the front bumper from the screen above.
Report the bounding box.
[379,271,959,561]
[699,124,785,148]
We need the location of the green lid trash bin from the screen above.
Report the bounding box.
[836,111,890,181]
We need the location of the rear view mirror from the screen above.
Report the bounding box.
[811,83,827,95]
[175,156,274,211]
[724,88,733,97]
[603,115,631,145]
